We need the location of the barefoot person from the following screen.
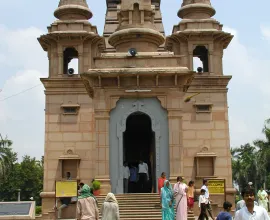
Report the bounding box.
[174,176,188,220]
[187,180,195,214]
[158,172,166,195]
[161,180,175,220]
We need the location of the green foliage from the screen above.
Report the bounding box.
[35,206,42,216]
[92,180,101,190]
[0,134,17,180]
[232,118,270,193]
[0,135,43,206]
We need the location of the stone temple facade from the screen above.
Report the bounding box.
[38,0,235,217]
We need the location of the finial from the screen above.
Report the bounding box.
[54,0,93,20]
[178,0,215,19]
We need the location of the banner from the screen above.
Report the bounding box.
[55,181,77,197]
[208,179,225,195]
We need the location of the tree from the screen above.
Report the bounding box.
[254,118,270,188]
[18,156,43,205]
[0,134,17,179]
[0,156,43,205]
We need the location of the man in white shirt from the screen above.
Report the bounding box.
[236,189,259,211]
[235,186,270,220]
[123,162,130,193]
[138,160,149,193]
[201,179,214,219]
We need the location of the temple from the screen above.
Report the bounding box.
[38,0,235,218]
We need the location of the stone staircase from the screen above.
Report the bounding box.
[96,193,196,220]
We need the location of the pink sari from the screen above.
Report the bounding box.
[174,182,188,220]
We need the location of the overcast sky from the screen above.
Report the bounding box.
[0,0,270,160]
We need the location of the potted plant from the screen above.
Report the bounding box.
[92,180,101,196]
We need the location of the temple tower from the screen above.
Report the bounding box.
[166,0,235,209]
[104,0,165,52]
[38,0,235,218]
[38,0,105,218]
[166,0,233,75]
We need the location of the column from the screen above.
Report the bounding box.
[57,45,63,76]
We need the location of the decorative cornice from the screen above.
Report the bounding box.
[166,30,233,50]
[83,67,191,77]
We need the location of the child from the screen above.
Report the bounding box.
[198,189,208,220]
[187,180,195,213]
[216,201,232,220]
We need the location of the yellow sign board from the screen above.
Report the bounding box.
[55,181,78,197]
[208,179,225,195]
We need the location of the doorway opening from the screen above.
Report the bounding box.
[123,112,156,193]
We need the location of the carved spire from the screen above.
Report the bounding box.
[178,0,215,19]
[108,0,164,52]
[54,0,93,20]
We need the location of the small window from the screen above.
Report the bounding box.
[194,103,212,113]
[197,105,210,112]
[63,107,77,114]
[61,104,80,115]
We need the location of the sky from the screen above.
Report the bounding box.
[0,0,270,160]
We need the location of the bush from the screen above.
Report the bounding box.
[92,180,101,190]
[36,206,42,216]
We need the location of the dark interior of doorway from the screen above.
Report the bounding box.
[123,112,156,193]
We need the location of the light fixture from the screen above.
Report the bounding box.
[184,93,200,103]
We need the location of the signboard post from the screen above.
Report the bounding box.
[55,180,78,219]
[55,181,78,198]
[207,179,226,201]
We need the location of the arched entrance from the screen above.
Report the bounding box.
[109,98,169,194]
[124,112,156,193]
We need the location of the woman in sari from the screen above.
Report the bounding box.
[161,180,175,220]
[77,184,99,220]
[101,193,120,220]
[174,176,188,220]
[158,172,167,194]
[258,186,269,211]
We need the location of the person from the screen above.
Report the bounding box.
[66,172,71,180]
[78,182,85,195]
[236,189,258,211]
[101,193,120,220]
[216,201,232,220]
[138,160,149,193]
[174,176,188,220]
[161,180,175,220]
[55,172,72,218]
[258,186,269,211]
[187,180,195,213]
[198,189,208,220]
[56,197,71,219]
[158,172,167,195]
[129,163,138,193]
[235,186,270,220]
[77,184,99,220]
[201,179,214,219]
[123,162,130,193]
